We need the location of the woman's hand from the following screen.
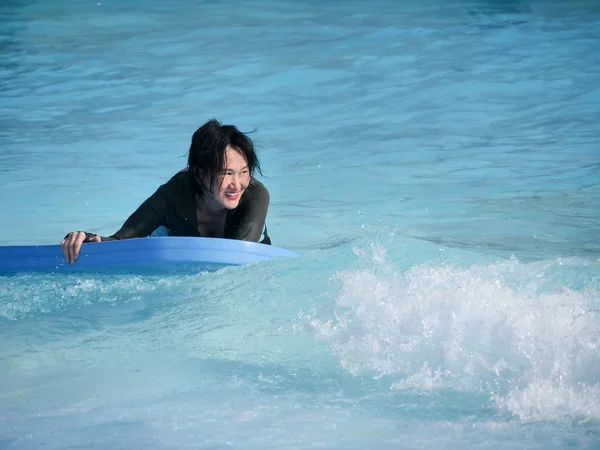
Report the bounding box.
[61,232,101,263]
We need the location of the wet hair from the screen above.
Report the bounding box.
[187,119,262,197]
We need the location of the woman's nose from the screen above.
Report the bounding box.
[229,174,241,189]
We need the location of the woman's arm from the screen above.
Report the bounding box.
[61,184,174,263]
[108,185,172,240]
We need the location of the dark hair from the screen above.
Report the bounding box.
[187,119,262,196]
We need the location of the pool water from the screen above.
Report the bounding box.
[1,0,599,448]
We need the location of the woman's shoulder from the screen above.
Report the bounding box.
[162,168,190,186]
[247,177,269,197]
[237,178,269,211]
[157,169,193,198]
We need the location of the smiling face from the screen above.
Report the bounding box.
[206,145,250,210]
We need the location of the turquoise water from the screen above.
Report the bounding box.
[1,0,600,448]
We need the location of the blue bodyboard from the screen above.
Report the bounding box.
[0,237,299,274]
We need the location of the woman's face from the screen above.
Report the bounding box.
[209,146,250,210]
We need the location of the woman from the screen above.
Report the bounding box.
[61,119,270,264]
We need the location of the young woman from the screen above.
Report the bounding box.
[61,119,270,263]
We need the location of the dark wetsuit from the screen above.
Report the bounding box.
[96,170,271,244]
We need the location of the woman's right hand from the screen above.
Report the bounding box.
[61,232,101,264]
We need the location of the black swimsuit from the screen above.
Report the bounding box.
[98,170,271,244]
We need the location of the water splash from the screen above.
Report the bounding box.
[312,241,600,422]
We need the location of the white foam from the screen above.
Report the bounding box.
[312,244,600,421]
